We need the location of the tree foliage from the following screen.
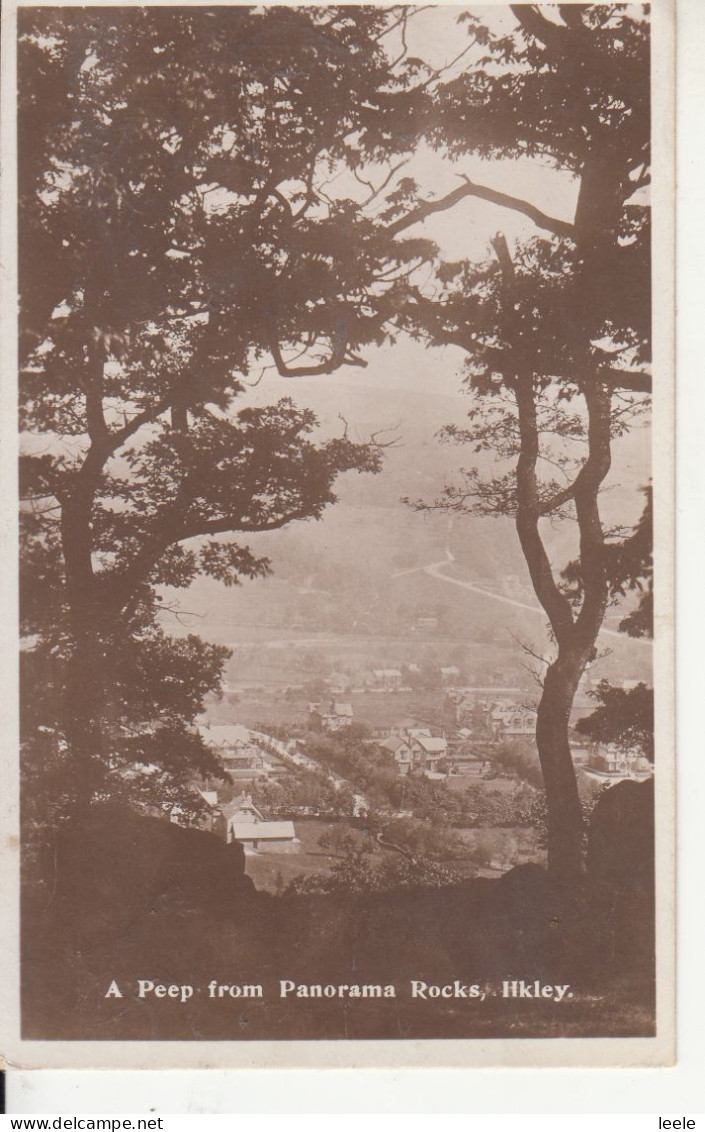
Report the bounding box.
[396,4,651,876]
[285,849,465,896]
[19,5,435,819]
[18,4,655,880]
[576,680,654,762]
[575,480,654,767]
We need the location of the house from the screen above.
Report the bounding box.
[406,727,432,742]
[169,786,226,837]
[452,694,487,728]
[407,730,448,772]
[221,794,264,825]
[378,733,414,776]
[229,821,299,853]
[221,794,300,854]
[199,724,267,771]
[387,716,425,736]
[375,727,448,776]
[200,722,251,748]
[370,668,403,691]
[490,706,537,740]
[583,746,653,784]
[502,722,537,741]
[332,702,353,725]
[446,688,528,727]
[489,705,513,733]
[308,700,354,732]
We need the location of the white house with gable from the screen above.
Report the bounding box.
[220,794,300,854]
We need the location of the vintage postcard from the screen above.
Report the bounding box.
[1,0,675,1069]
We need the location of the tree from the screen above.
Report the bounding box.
[576,487,654,761]
[576,680,654,763]
[318,826,373,858]
[19,5,437,818]
[395,5,651,877]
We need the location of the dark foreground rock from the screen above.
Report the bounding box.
[21,812,656,1043]
[27,805,254,949]
[587,779,655,885]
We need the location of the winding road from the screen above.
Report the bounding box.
[394,549,650,647]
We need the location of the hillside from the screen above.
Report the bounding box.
[158,338,652,689]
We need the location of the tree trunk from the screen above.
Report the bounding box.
[529,384,611,880]
[496,224,612,881]
[535,651,587,879]
[60,473,115,818]
[63,615,109,818]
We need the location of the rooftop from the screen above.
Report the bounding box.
[199,723,253,748]
[221,794,264,821]
[414,736,447,754]
[231,821,297,841]
[380,735,408,753]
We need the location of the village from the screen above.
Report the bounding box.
[171,662,654,894]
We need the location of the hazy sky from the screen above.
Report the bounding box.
[161,5,651,672]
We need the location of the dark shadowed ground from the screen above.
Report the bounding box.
[22,785,655,1042]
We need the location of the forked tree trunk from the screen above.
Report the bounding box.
[491,234,614,881]
[530,383,612,878]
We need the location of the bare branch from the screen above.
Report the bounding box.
[508,630,552,689]
[269,320,350,377]
[508,630,552,669]
[599,367,652,394]
[182,508,313,540]
[352,166,376,198]
[510,5,570,52]
[373,5,434,43]
[415,39,477,91]
[110,391,177,448]
[387,178,573,240]
[491,232,576,644]
[360,159,410,207]
[538,481,577,517]
[388,8,411,69]
[291,163,318,222]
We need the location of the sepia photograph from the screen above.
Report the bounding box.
[3,0,675,1067]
